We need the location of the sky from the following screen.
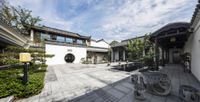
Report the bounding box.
[8,0,197,42]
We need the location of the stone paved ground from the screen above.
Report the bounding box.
[16,64,200,102]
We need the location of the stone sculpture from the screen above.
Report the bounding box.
[179,85,200,102]
[130,72,171,98]
[131,74,146,100]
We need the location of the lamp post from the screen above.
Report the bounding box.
[19,53,31,84]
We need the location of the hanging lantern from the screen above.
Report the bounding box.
[170,37,176,42]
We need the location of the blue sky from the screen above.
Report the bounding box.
[8,0,197,42]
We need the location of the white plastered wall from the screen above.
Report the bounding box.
[184,19,200,81]
[45,44,87,65]
[90,40,110,48]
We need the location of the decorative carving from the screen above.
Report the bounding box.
[131,74,146,100]
[130,72,171,97]
[182,52,191,73]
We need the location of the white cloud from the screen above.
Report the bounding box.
[7,0,197,42]
[8,0,72,30]
[96,0,196,41]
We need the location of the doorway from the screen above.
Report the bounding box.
[172,50,181,64]
[64,53,75,63]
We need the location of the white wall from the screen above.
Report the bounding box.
[90,40,110,48]
[45,44,87,65]
[184,34,193,53]
[184,19,200,81]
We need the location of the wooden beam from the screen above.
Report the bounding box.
[162,48,165,66]
[156,32,187,39]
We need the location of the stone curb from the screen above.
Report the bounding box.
[0,96,15,102]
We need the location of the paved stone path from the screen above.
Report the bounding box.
[17,64,200,102]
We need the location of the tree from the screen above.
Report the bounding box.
[126,34,155,68]
[14,6,41,33]
[126,37,144,61]
[0,6,17,26]
[0,5,41,34]
[110,40,119,46]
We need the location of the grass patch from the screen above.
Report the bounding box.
[0,64,47,98]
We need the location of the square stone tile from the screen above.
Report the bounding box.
[106,88,125,99]
[114,84,131,94]
[121,82,133,89]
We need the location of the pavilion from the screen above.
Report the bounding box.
[150,22,191,69]
[150,1,200,81]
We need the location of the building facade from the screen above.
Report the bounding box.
[29,26,110,65]
[149,1,200,81]
[110,36,144,62]
[150,22,190,66]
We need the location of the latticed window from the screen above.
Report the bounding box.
[40,33,50,41]
[66,37,73,43]
[57,36,65,42]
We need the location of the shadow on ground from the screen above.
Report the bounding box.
[53,64,200,102]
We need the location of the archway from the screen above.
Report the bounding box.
[64,53,75,63]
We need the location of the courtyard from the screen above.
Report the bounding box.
[16,63,200,102]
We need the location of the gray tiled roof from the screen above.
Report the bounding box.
[111,36,145,48]
[191,1,200,28]
[31,26,91,40]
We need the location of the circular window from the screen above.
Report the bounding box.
[64,53,75,63]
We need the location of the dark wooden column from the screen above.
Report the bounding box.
[113,49,116,62]
[155,38,159,70]
[166,50,169,63]
[161,48,165,66]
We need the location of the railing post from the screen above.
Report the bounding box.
[23,62,29,84]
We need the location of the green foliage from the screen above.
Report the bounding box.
[0,64,47,98]
[142,52,154,67]
[14,6,41,33]
[0,46,54,65]
[0,58,19,65]
[5,46,45,53]
[110,40,119,46]
[0,6,17,25]
[31,53,54,58]
[0,5,41,34]
[126,34,155,67]
[126,37,144,61]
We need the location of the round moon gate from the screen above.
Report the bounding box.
[64,53,75,63]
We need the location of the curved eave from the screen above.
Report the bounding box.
[31,26,91,40]
[0,19,28,47]
[150,22,190,41]
[191,2,200,30]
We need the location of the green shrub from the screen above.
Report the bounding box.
[0,46,52,98]
[0,65,46,98]
[0,58,19,65]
